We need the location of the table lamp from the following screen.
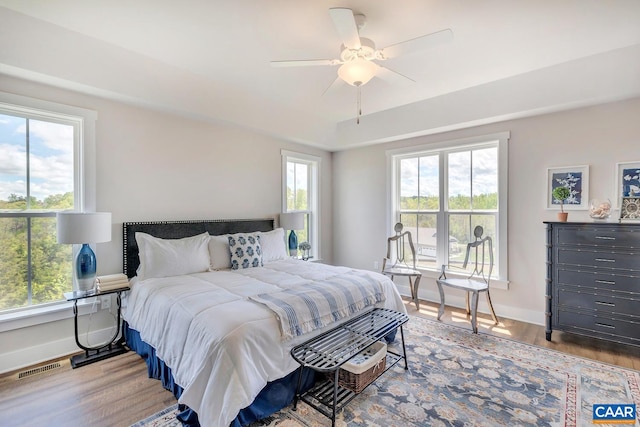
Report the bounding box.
[280,212,304,257]
[57,212,112,292]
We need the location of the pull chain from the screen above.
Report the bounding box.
[356,83,362,124]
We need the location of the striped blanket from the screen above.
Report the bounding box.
[250,270,386,340]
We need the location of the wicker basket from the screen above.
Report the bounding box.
[338,342,387,393]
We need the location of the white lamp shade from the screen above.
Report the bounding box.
[280,212,304,231]
[56,212,112,244]
[338,58,377,86]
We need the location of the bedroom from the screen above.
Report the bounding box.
[1,1,640,426]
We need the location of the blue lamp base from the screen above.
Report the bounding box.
[76,243,97,291]
[288,230,298,257]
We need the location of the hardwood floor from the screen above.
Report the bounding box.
[0,297,637,427]
[407,298,640,370]
[0,350,176,427]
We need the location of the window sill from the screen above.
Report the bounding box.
[0,298,99,333]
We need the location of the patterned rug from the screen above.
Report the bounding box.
[132,316,640,427]
[130,404,181,427]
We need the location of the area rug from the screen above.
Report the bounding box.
[130,404,181,427]
[133,316,639,427]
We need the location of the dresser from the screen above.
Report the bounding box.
[544,221,640,347]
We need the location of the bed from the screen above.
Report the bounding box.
[121,218,407,427]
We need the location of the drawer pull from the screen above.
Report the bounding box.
[594,301,615,307]
[594,236,615,240]
[595,280,616,285]
[595,322,615,329]
[595,258,615,263]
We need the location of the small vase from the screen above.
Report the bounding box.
[557,212,568,222]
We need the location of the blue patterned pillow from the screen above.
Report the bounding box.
[228,233,263,270]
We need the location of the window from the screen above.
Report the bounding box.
[0,92,96,314]
[389,132,509,284]
[282,150,320,258]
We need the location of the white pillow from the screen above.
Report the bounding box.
[135,232,210,281]
[208,234,232,270]
[258,228,288,263]
[228,233,263,270]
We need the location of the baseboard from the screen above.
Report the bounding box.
[0,326,118,375]
[396,283,544,327]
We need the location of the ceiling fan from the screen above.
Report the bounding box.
[271,7,453,122]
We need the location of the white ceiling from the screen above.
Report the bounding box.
[1,0,640,151]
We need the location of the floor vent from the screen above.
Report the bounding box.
[17,362,62,379]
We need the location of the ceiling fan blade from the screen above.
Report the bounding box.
[270,59,340,67]
[378,28,453,59]
[375,65,416,86]
[329,8,361,49]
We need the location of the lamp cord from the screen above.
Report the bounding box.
[85,297,118,347]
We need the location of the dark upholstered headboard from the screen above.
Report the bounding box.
[123,218,275,278]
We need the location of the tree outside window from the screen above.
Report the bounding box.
[282,151,320,259]
[0,112,75,312]
[393,134,508,281]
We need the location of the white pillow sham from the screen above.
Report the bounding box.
[258,228,288,263]
[135,231,210,281]
[209,229,288,269]
[208,234,232,270]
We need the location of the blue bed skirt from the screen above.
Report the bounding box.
[124,322,316,426]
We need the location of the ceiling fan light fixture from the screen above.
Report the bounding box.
[337,58,377,86]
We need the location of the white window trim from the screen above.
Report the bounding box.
[386,132,510,289]
[281,150,321,259]
[0,299,98,332]
[0,91,97,328]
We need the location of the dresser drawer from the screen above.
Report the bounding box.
[556,286,638,316]
[556,309,640,343]
[556,248,640,272]
[557,268,639,293]
[556,227,640,249]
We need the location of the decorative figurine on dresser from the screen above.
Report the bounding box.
[544,221,640,347]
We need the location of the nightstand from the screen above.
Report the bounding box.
[64,286,130,368]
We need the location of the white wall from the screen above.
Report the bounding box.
[0,75,333,373]
[93,93,334,275]
[332,97,640,325]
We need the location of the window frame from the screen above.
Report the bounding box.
[281,150,320,259]
[387,132,509,288]
[0,91,97,328]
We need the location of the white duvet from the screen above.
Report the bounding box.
[123,259,406,427]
